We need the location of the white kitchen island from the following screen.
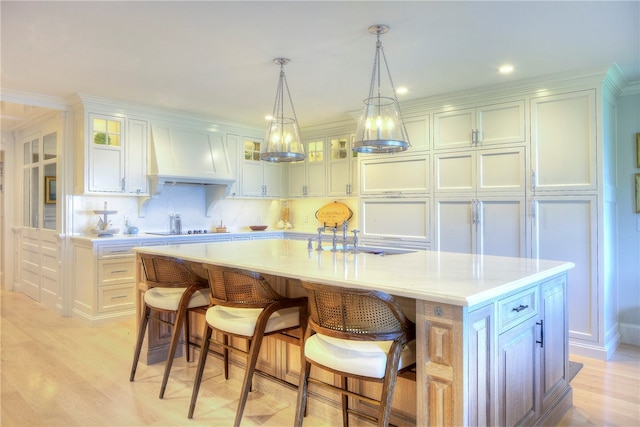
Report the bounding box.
[134,239,574,426]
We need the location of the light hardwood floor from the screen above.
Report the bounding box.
[1,290,639,426]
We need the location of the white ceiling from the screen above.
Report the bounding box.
[1,1,639,131]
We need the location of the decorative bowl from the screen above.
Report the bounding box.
[249,225,268,231]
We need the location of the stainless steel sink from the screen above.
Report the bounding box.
[332,245,415,256]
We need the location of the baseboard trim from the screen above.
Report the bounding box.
[619,323,640,346]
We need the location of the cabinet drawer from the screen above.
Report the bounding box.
[98,259,135,286]
[99,244,135,258]
[98,283,135,313]
[497,286,538,333]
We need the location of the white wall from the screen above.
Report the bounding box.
[616,88,640,345]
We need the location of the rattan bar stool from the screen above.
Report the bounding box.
[188,264,308,427]
[130,254,210,399]
[295,281,416,427]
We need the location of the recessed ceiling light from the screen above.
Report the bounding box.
[264,115,273,121]
[396,86,408,95]
[498,64,514,74]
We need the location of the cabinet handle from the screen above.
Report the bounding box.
[111,270,128,274]
[511,304,529,312]
[111,295,128,300]
[531,169,536,191]
[536,319,544,348]
[121,177,125,192]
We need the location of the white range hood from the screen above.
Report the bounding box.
[142,123,236,216]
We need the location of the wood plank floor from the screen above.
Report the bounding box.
[2,290,639,426]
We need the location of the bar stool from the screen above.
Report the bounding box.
[295,281,416,427]
[188,265,308,427]
[129,254,210,399]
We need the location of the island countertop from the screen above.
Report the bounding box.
[133,239,573,307]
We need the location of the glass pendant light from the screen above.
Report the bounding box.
[260,58,305,162]
[353,25,411,154]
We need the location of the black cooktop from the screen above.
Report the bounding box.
[146,231,209,236]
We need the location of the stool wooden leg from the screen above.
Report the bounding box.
[188,323,212,419]
[129,305,150,382]
[341,376,349,427]
[233,333,265,427]
[159,309,186,399]
[294,360,311,426]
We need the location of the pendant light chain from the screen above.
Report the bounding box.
[378,36,411,149]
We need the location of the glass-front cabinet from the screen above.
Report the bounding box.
[241,137,284,198]
[327,134,358,197]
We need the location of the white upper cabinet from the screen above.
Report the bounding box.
[433,100,525,150]
[530,90,596,192]
[241,137,284,198]
[434,146,527,195]
[360,153,430,196]
[86,113,148,194]
[403,115,430,151]
[88,114,125,193]
[327,134,358,197]
[288,138,326,197]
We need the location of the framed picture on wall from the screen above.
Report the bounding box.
[637,133,640,168]
[636,173,640,214]
[45,176,56,204]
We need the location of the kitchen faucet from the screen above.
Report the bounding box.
[316,226,325,251]
[342,221,348,248]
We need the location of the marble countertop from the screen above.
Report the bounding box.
[133,239,574,307]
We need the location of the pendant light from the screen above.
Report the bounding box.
[353,25,411,154]
[260,58,305,162]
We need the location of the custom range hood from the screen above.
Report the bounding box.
[144,123,236,216]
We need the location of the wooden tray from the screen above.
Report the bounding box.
[315,201,352,227]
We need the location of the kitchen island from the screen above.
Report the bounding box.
[134,239,574,426]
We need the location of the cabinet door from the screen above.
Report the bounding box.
[477,197,528,258]
[434,152,475,194]
[497,316,539,426]
[403,115,429,151]
[225,134,241,197]
[89,114,124,192]
[327,135,352,197]
[539,275,568,413]
[242,138,264,196]
[476,100,525,146]
[287,161,306,197]
[467,304,495,427]
[305,139,326,197]
[530,90,596,192]
[125,118,148,194]
[477,146,526,194]
[434,108,475,150]
[263,161,284,197]
[360,197,430,243]
[434,198,475,253]
[531,196,597,344]
[360,154,429,195]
